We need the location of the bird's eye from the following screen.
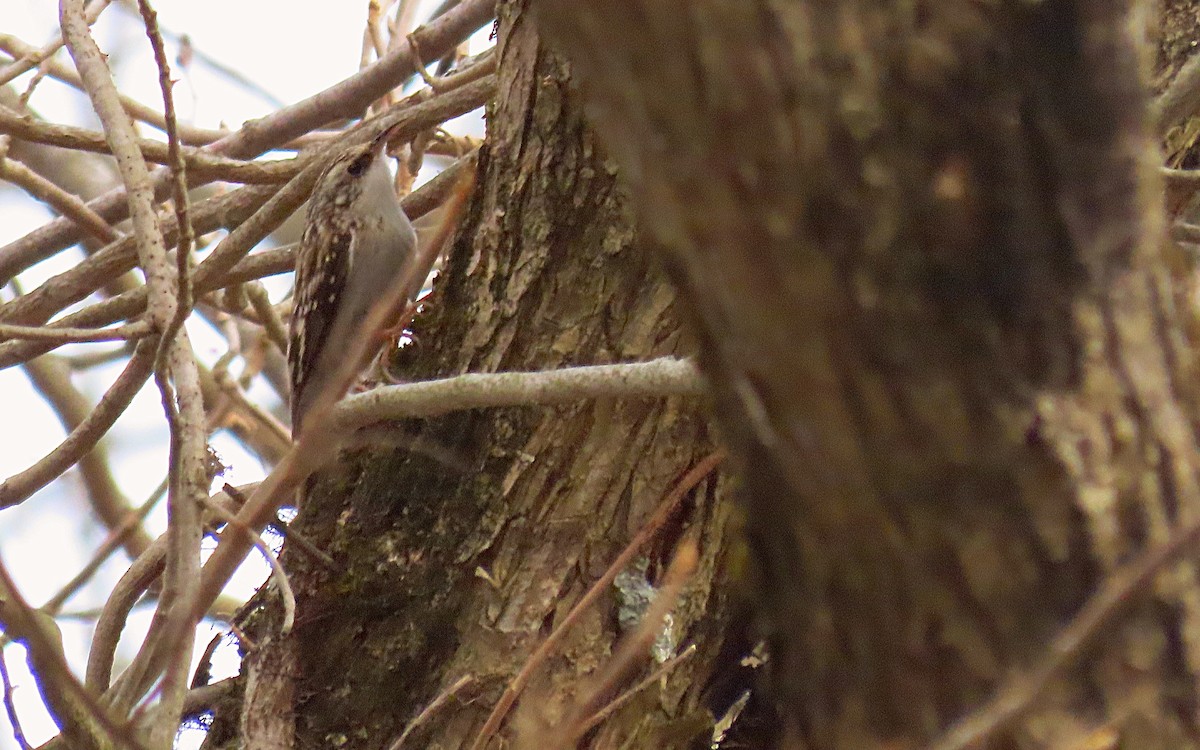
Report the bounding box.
[346,152,373,177]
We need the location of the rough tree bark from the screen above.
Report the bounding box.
[530,0,1200,748]
[233,2,737,750]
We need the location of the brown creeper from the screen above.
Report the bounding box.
[288,130,418,436]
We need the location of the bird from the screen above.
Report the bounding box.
[288,128,418,437]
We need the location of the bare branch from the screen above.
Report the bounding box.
[0,155,120,243]
[133,3,207,745]
[0,320,149,342]
[243,282,288,354]
[0,339,156,510]
[0,33,230,145]
[208,0,495,160]
[59,0,173,328]
[0,559,139,750]
[85,535,169,693]
[205,487,295,635]
[337,357,707,427]
[40,477,167,615]
[0,182,265,328]
[0,0,112,88]
[0,645,31,750]
[203,361,292,464]
[0,105,293,183]
[388,676,476,750]
[0,0,493,287]
[19,352,154,556]
[0,78,493,363]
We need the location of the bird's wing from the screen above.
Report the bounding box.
[288,224,353,429]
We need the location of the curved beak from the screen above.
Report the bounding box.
[374,120,404,156]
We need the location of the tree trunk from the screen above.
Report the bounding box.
[531,0,1200,747]
[237,2,735,749]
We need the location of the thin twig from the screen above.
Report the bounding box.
[0,0,494,288]
[203,491,295,635]
[555,541,699,746]
[244,282,289,354]
[20,352,155,557]
[86,536,169,692]
[0,104,295,182]
[392,0,422,47]
[0,339,157,510]
[0,32,229,146]
[267,515,337,569]
[0,155,119,244]
[0,647,31,750]
[40,477,168,615]
[62,343,138,370]
[572,643,697,739]
[220,482,339,578]
[0,320,149,343]
[406,34,442,90]
[111,4,287,109]
[925,507,1200,750]
[0,0,111,88]
[210,365,292,452]
[363,0,389,75]
[389,675,475,750]
[0,140,481,371]
[0,558,140,750]
[117,5,207,741]
[468,451,725,750]
[426,47,497,93]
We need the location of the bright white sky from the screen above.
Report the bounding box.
[0,2,489,746]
